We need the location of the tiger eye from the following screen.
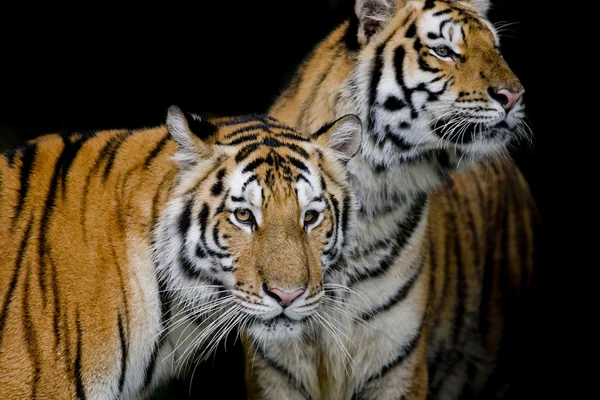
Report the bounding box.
[304,210,318,224]
[434,45,450,57]
[235,208,253,224]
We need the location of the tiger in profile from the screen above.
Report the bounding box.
[245,0,540,399]
[0,105,362,399]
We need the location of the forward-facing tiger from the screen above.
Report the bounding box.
[0,106,362,399]
[246,0,539,399]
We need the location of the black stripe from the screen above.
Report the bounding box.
[81,132,129,236]
[199,203,230,259]
[274,132,310,142]
[103,131,131,181]
[241,175,258,194]
[75,311,86,400]
[447,188,466,345]
[211,169,227,196]
[144,134,170,168]
[50,254,62,351]
[368,43,385,129]
[222,122,296,141]
[179,253,224,287]
[223,124,264,140]
[178,197,194,238]
[349,194,427,284]
[418,55,441,73]
[439,18,452,34]
[311,120,337,139]
[384,125,413,151]
[340,191,351,250]
[323,194,340,258]
[362,253,426,321]
[212,221,228,252]
[117,313,128,395]
[358,315,425,396]
[143,275,170,389]
[23,266,40,399]
[260,137,309,159]
[393,47,419,119]
[286,156,309,172]
[296,174,313,188]
[406,22,417,38]
[254,345,313,400]
[112,239,131,382]
[14,143,37,223]
[241,156,267,174]
[38,136,75,305]
[58,133,85,200]
[4,143,29,166]
[343,13,360,51]
[221,134,259,146]
[433,8,453,16]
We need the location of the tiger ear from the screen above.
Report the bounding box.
[458,0,490,16]
[313,115,362,161]
[166,105,218,169]
[355,0,403,45]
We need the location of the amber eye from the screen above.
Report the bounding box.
[234,208,254,224]
[433,45,452,58]
[304,210,319,226]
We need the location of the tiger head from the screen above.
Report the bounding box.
[154,107,361,348]
[347,0,527,169]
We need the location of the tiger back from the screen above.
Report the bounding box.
[0,106,361,399]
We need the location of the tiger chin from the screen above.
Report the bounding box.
[0,106,361,399]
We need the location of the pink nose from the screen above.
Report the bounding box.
[488,87,525,111]
[264,285,305,308]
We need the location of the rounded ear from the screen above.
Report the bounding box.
[458,0,490,16]
[166,105,216,168]
[312,115,362,160]
[355,0,403,45]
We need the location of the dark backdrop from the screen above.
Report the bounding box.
[0,0,577,398]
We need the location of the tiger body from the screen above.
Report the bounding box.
[0,108,361,399]
[246,0,538,399]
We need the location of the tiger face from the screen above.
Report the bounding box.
[154,107,361,349]
[350,0,526,165]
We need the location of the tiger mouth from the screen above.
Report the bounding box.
[431,119,511,144]
[250,314,305,330]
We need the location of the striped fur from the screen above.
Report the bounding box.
[247,0,539,399]
[0,107,361,399]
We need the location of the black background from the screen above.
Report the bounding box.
[0,0,581,398]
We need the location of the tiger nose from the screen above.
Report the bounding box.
[488,87,525,111]
[263,284,305,308]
